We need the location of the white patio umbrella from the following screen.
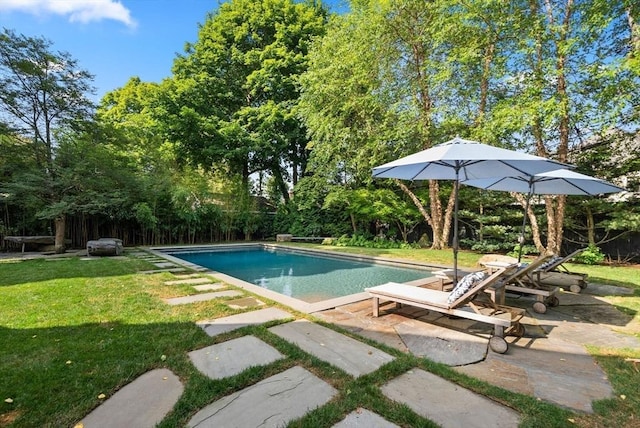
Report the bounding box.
[463,168,625,261]
[372,137,570,280]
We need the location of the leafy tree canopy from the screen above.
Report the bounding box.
[166,0,327,202]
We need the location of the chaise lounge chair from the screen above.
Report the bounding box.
[366,266,526,354]
[530,249,589,293]
[485,254,561,314]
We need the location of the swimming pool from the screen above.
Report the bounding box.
[159,245,435,310]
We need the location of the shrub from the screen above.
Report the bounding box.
[333,234,419,249]
[459,239,516,253]
[506,244,538,258]
[574,245,605,265]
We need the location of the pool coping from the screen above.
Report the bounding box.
[146,243,448,313]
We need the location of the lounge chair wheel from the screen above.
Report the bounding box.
[569,284,582,294]
[489,336,508,354]
[546,296,560,307]
[532,301,547,314]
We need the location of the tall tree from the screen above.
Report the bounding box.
[168,0,327,202]
[298,2,414,211]
[482,1,640,255]
[299,0,516,249]
[0,29,94,252]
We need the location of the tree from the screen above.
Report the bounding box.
[0,29,94,252]
[299,0,512,248]
[167,0,327,202]
[299,2,433,242]
[481,1,640,255]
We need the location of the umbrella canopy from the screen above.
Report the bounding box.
[372,137,569,181]
[462,168,625,196]
[463,168,624,261]
[372,137,571,279]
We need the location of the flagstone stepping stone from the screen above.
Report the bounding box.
[140,268,187,274]
[189,335,284,380]
[79,368,183,428]
[332,408,400,428]
[153,262,178,268]
[269,319,394,378]
[164,277,213,286]
[163,290,243,306]
[197,307,293,337]
[456,332,614,413]
[173,273,205,279]
[381,368,520,428]
[227,296,265,309]
[394,318,487,366]
[187,366,337,428]
[193,283,225,292]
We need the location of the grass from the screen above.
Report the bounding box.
[0,248,639,427]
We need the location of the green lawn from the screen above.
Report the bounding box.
[0,249,638,427]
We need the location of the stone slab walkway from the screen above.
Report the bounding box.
[316,287,625,413]
[140,267,186,274]
[382,368,520,428]
[163,290,243,306]
[269,319,395,377]
[78,368,183,428]
[189,335,284,380]
[455,333,613,413]
[187,366,337,428]
[197,307,293,337]
[317,299,491,366]
[227,296,265,309]
[332,408,399,428]
[394,318,488,366]
[193,283,225,291]
[153,262,178,268]
[165,277,215,286]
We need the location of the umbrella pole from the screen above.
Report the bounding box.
[453,171,459,282]
[517,190,533,263]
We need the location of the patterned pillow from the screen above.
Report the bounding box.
[538,256,563,271]
[447,271,486,304]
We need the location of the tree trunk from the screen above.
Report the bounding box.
[438,190,456,250]
[513,193,545,252]
[541,0,572,256]
[272,163,290,204]
[475,41,496,128]
[395,180,434,237]
[54,215,66,254]
[544,195,567,255]
[429,180,447,249]
[585,205,595,246]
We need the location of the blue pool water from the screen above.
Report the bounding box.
[170,248,433,303]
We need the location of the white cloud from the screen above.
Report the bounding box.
[0,0,137,28]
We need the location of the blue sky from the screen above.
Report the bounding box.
[0,0,347,101]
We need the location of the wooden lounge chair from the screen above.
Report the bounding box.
[531,249,589,293]
[366,266,526,354]
[489,254,561,314]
